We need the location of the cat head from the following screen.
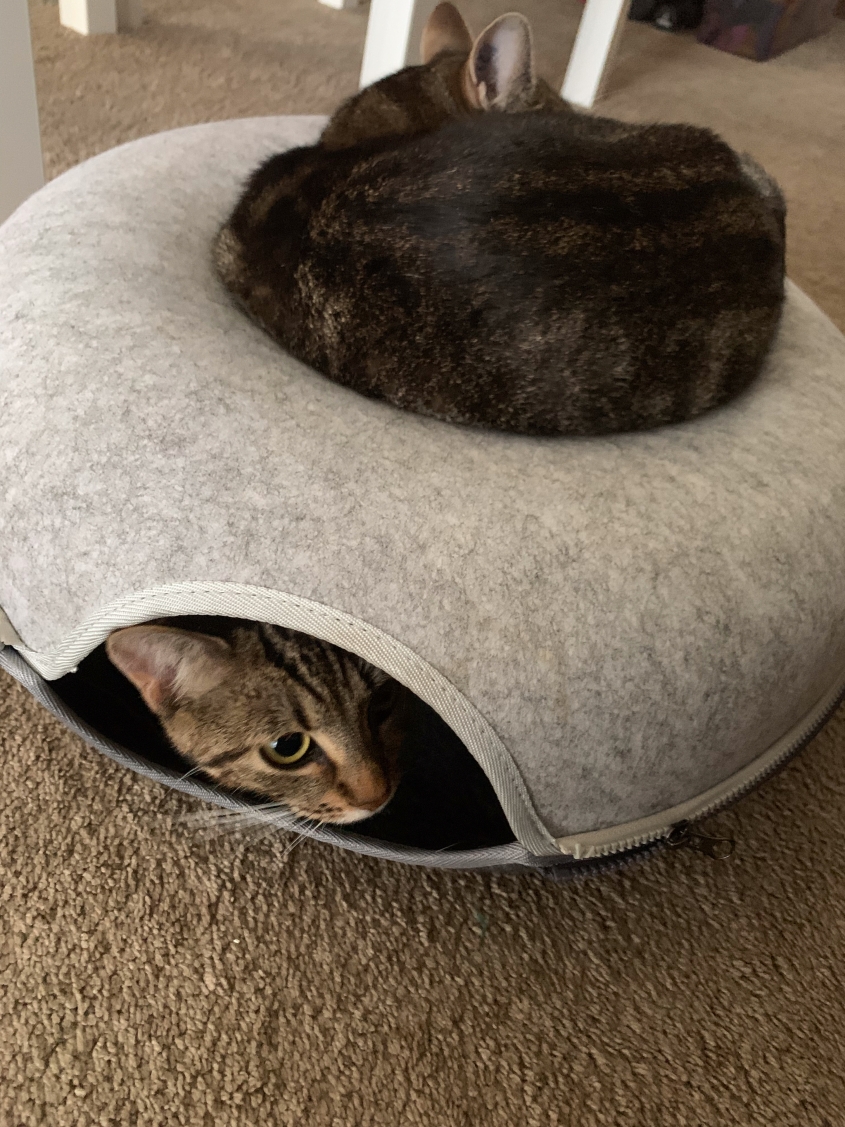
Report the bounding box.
[320,3,568,151]
[106,622,407,825]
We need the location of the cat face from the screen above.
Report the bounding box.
[320,3,568,152]
[106,623,406,825]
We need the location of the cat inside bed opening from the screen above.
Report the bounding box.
[89,617,513,849]
[213,2,785,437]
[106,619,406,826]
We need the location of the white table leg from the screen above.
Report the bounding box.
[561,0,630,109]
[0,0,44,226]
[359,0,439,89]
[59,0,143,35]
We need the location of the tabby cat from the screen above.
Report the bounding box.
[213,2,786,436]
[106,620,406,825]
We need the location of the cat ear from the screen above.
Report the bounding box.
[105,625,233,714]
[421,3,473,64]
[463,13,535,111]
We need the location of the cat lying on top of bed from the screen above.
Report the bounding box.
[213,2,785,437]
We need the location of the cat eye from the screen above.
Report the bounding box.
[261,732,311,768]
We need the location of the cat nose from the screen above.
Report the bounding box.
[343,770,392,811]
[355,782,392,812]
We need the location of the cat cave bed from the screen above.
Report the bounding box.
[2,116,845,877]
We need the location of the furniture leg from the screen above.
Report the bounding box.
[359,0,439,89]
[561,0,630,109]
[0,0,44,225]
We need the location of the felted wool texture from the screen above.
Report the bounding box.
[2,117,845,844]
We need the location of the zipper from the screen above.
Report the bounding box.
[555,672,845,861]
[665,821,735,859]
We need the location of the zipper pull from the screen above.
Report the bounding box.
[666,820,736,859]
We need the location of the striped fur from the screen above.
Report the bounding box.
[106,619,406,825]
[214,4,785,437]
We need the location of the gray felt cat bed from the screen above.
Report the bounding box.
[2,116,845,876]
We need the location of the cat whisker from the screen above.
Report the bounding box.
[190,806,330,858]
[176,801,275,823]
[173,764,208,786]
[207,801,287,818]
[283,814,342,859]
[217,809,321,853]
[279,828,311,861]
[155,763,209,809]
[177,801,297,838]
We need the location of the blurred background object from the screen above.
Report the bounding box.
[698,0,839,60]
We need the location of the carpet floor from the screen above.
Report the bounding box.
[3,3,845,1124]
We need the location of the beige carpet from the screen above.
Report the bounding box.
[3,3,845,1124]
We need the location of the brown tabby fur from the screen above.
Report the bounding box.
[213,3,785,436]
[106,620,406,825]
